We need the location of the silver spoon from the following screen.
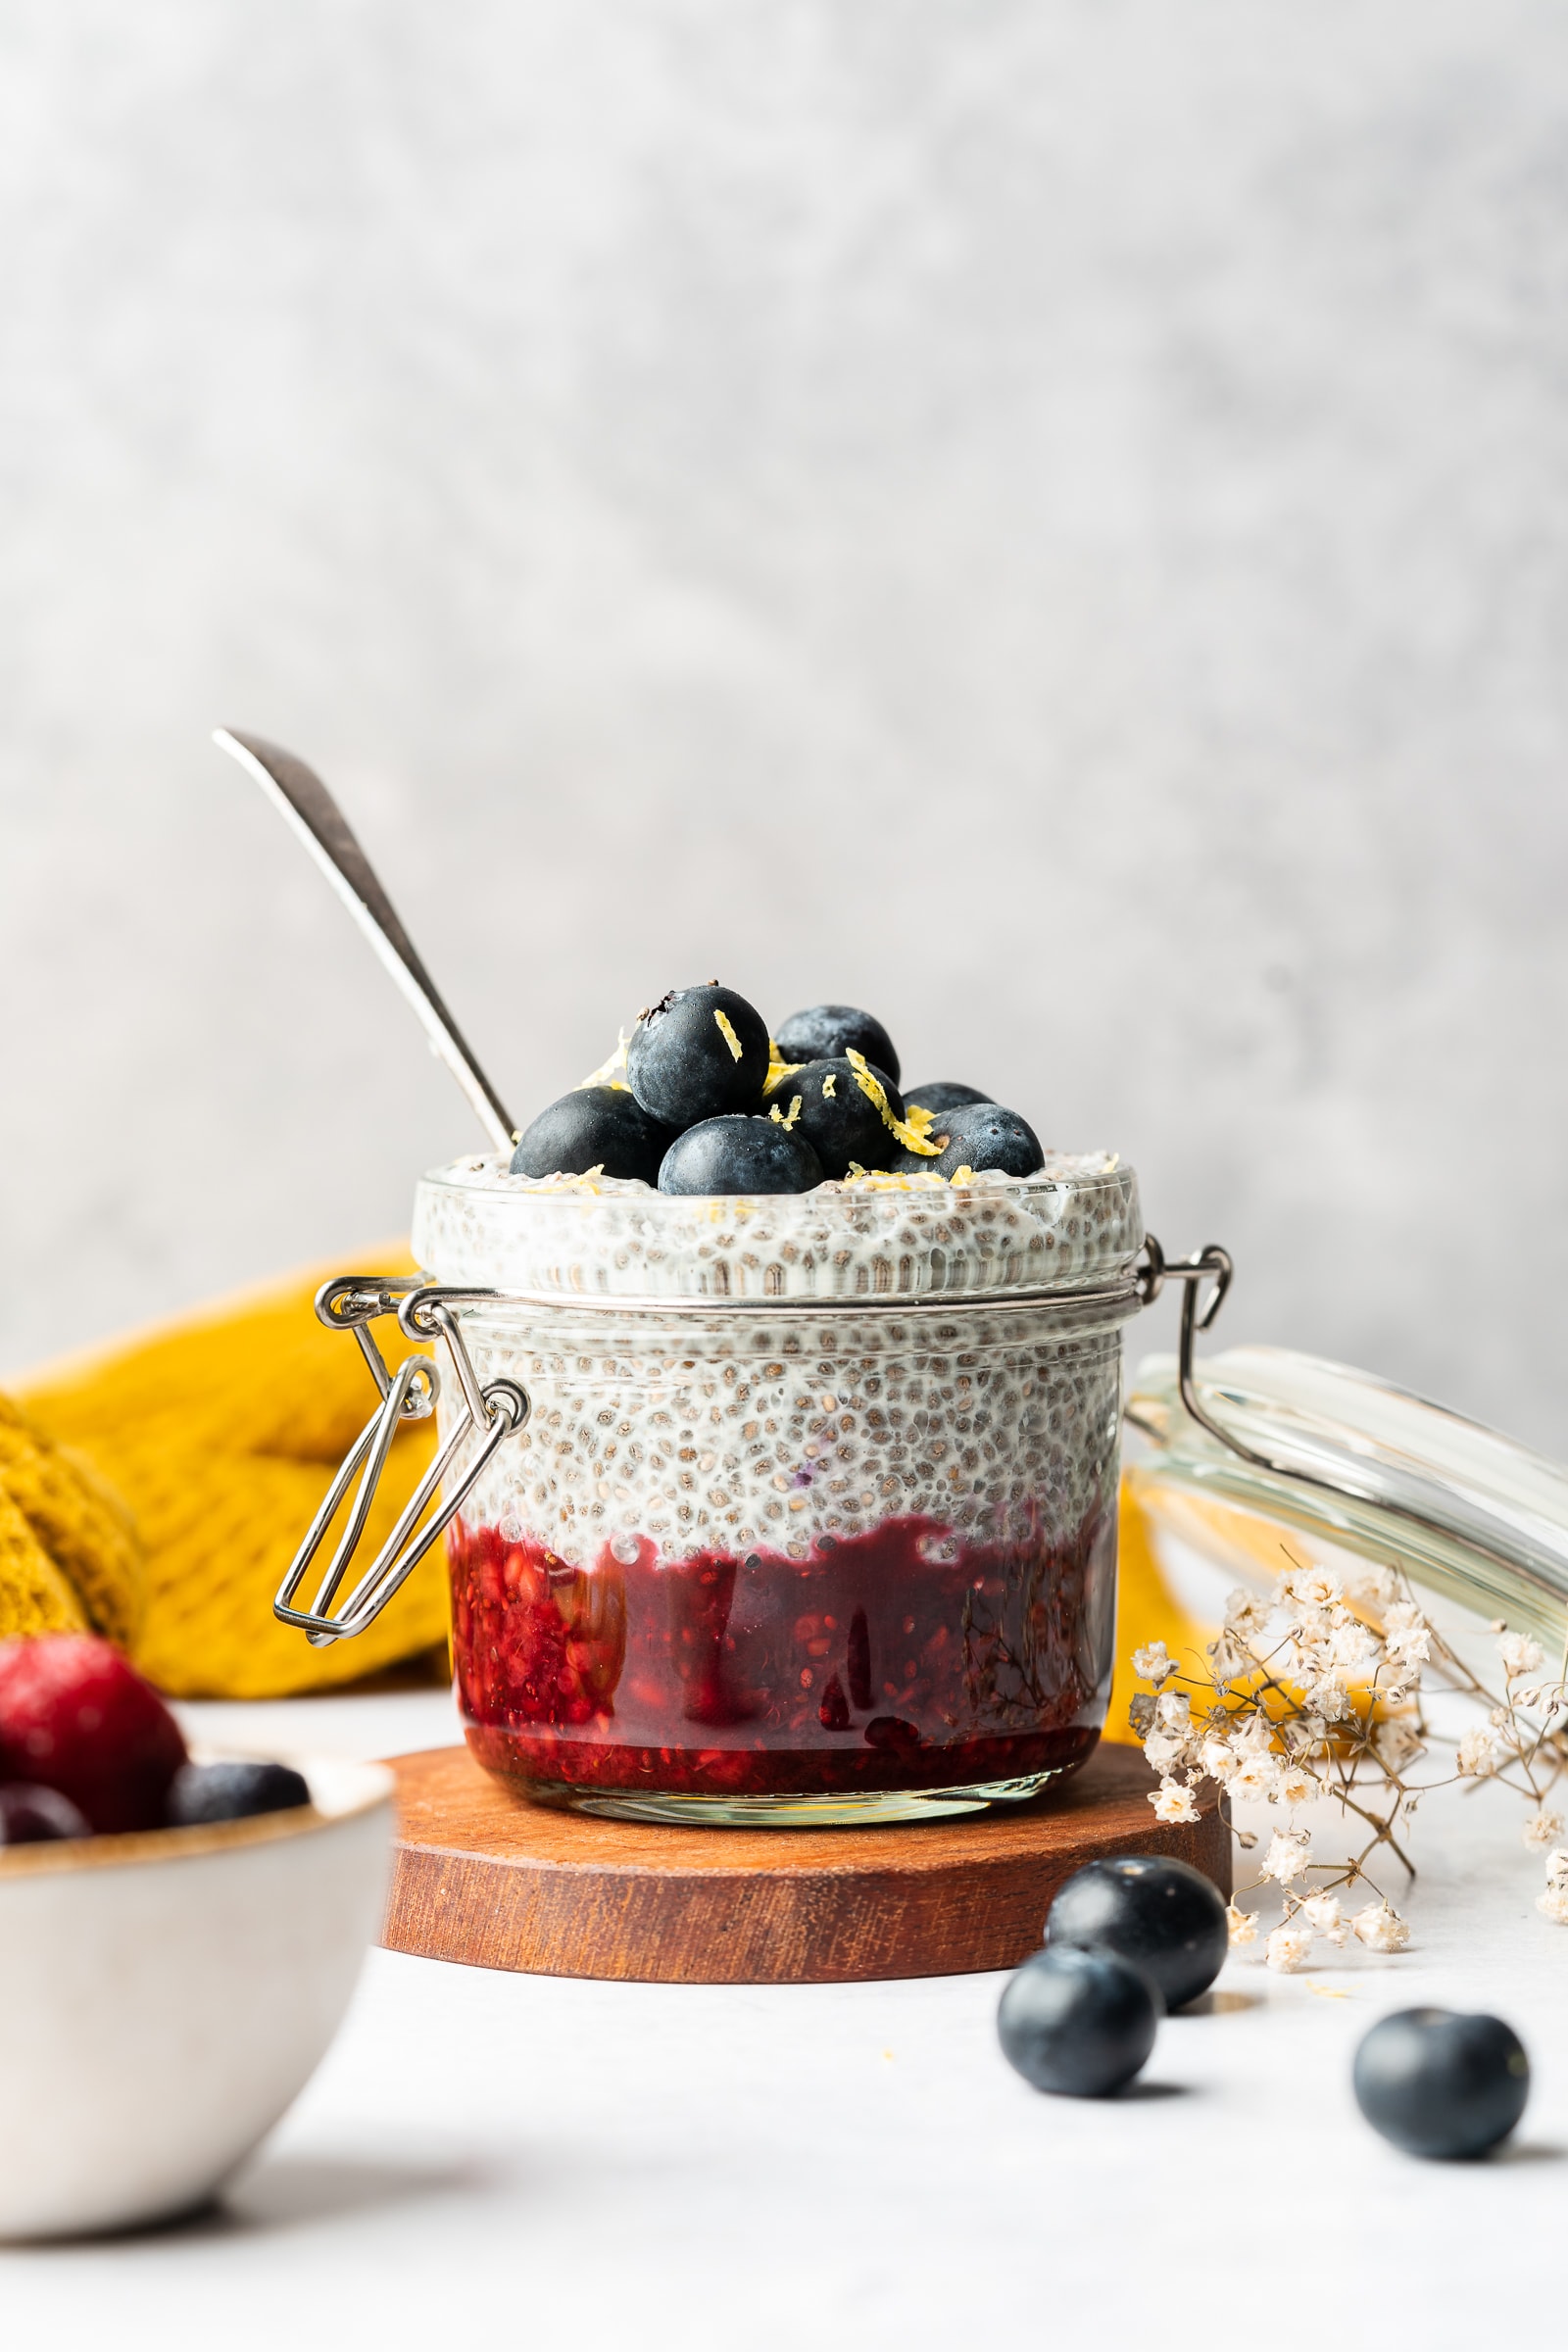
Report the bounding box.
[214,728,518,1152]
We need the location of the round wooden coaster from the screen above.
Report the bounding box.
[382,1743,1231,1985]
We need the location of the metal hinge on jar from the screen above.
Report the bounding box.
[273,1275,529,1646]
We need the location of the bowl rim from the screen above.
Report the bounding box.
[0,1749,394,1883]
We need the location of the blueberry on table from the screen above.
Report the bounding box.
[897,1102,1043,1181]
[774,1004,901,1088]
[626,985,771,1128]
[0,1782,91,1844]
[659,1115,825,1196]
[998,1946,1159,2097]
[511,1086,674,1184]
[1353,2009,1530,2159]
[903,1080,990,1118]
[166,1760,312,1827]
[1046,1855,1229,2013]
[765,1057,906,1180]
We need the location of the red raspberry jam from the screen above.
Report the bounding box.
[450,1507,1111,1801]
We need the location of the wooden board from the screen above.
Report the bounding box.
[382,1743,1231,1985]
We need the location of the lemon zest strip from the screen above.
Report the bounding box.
[846,1049,942,1155]
[713,1008,745,1062]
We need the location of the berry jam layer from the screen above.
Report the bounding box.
[449,1508,1112,1799]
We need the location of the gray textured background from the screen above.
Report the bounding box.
[3,2,1566,1451]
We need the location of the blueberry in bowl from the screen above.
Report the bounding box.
[1045,1854,1229,2013]
[764,1056,906,1181]
[627,985,771,1128]
[898,1102,1043,1181]
[0,1784,91,1845]
[659,1115,825,1196]
[166,1759,313,1828]
[774,1004,901,1089]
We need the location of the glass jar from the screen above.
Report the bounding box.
[407,1152,1145,1823]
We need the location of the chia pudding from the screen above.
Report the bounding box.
[414,1153,1144,1823]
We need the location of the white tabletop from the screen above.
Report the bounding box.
[4,1688,1561,2351]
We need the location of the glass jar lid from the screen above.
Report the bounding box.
[1127,1342,1568,1652]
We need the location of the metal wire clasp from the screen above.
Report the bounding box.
[273,1274,529,1645]
[1131,1238,1273,1466]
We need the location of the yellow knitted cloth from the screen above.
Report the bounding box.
[1,1260,1211,1716]
[11,1258,444,1698]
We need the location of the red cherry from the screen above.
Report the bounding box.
[0,1635,186,1833]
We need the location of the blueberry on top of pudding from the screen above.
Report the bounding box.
[511,1086,675,1185]
[773,1004,901,1089]
[763,1056,906,1182]
[899,1101,1043,1181]
[627,985,771,1128]
[659,1115,825,1196]
[904,1080,990,1118]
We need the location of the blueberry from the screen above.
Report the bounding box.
[166,1760,312,1827]
[997,1945,1159,2097]
[904,1080,990,1118]
[511,1086,674,1184]
[659,1116,825,1196]
[1353,2008,1530,2159]
[0,1782,91,1843]
[774,1004,901,1088]
[1046,1855,1229,2013]
[764,1057,906,1180]
[626,985,771,1128]
[897,1101,1043,1180]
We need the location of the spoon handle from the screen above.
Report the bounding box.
[214,728,518,1152]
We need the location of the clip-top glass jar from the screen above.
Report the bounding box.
[278,1152,1163,1825]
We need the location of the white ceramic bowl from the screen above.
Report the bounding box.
[0,1752,394,2240]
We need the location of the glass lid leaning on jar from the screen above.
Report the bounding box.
[272,1154,1242,1825]
[1124,1336,1568,1666]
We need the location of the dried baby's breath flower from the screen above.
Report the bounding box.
[1351,1902,1410,1954]
[1223,1587,1272,1642]
[1373,1718,1425,1773]
[1261,1831,1312,1886]
[1302,1670,1352,1723]
[1302,1893,1349,1946]
[1228,1755,1278,1804]
[1126,1550,1568,1962]
[1498,1631,1547,1682]
[1143,1728,1189,1775]
[1266,1922,1314,1973]
[1384,1620,1431,1672]
[1456,1727,1498,1778]
[1226,1902,1258,1947]
[1150,1779,1200,1825]
[1276,1763,1322,1810]
[1280,1564,1342,1617]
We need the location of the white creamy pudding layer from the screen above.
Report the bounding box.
[414,1155,1143,1563]
[412,1152,1141,1302]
